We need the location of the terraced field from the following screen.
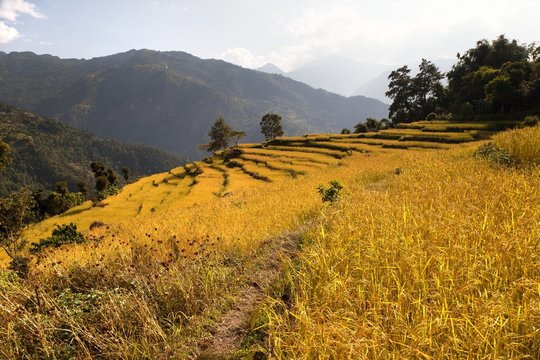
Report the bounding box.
[4,119,540,359]
[21,120,516,244]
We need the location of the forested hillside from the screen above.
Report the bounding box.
[0,50,388,158]
[0,103,182,195]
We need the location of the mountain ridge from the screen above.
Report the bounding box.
[0,50,388,158]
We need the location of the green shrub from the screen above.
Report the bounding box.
[522,115,539,127]
[29,223,86,254]
[7,256,30,278]
[226,160,242,168]
[426,112,438,121]
[474,142,515,166]
[317,180,344,203]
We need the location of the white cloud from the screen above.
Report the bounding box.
[265,0,540,67]
[0,0,44,44]
[0,0,44,21]
[220,47,266,69]
[0,19,18,43]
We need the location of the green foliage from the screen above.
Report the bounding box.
[0,140,10,171]
[121,167,130,182]
[29,223,86,254]
[260,113,284,141]
[386,59,444,123]
[204,118,246,153]
[475,142,515,166]
[317,180,344,204]
[0,188,34,260]
[522,115,539,127]
[7,255,30,278]
[55,181,69,196]
[0,102,182,196]
[34,190,85,218]
[55,288,105,316]
[379,119,392,129]
[365,118,381,131]
[231,130,247,147]
[95,176,108,192]
[340,128,351,134]
[207,117,234,153]
[447,35,538,116]
[426,112,438,120]
[388,36,539,121]
[353,122,368,133]
[77,181,89,196]
[90,162,119,201]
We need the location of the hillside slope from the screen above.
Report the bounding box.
[1,121,539,358]
[0,50,389,158]
[0,102,182,195]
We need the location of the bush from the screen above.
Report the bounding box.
[7,256,30,278]
[29,223,86,254]
[353,123,368,134]
[474,142,515,166]
[426,112,438,121]
[226,161,242,168]
[522,115,539,127]
[317,180,344,204]
[440,113,454,120]
[341,128,351,134]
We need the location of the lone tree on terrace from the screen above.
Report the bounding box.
[202,117,246,154]
[260,113,284,141]
[207,117,234,153]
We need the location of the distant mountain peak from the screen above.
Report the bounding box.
[256,63,286,75]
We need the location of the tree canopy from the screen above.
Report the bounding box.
[207,117,234,153]
[260,113,284,141]
[387,35,540,123]
[386,60,444,123]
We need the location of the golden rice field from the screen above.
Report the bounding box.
[1,121,539,358]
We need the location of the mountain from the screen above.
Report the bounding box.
[0,102,183,196]
[353,70,393,103]
[352,58,457,103]
[287,56,393,96]
[0,50,389,159]
[256,63,286,76]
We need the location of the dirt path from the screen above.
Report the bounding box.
[196,229,305,359]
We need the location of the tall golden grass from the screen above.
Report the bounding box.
[1,146,403,358]
[493,124,540,165]
[2,123,539,358]
[260,147,540,358]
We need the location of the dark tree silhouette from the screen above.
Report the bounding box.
[260,113,284,141]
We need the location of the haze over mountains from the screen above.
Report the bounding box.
[0,50,388,159]
[258,56,456,103]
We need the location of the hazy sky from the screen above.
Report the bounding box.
[0,0,538,71]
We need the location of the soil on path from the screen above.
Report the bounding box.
[196,229,304,359]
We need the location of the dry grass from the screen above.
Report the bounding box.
[493,124,540,165]
[2,122,538,358]
[259,145,540,358]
